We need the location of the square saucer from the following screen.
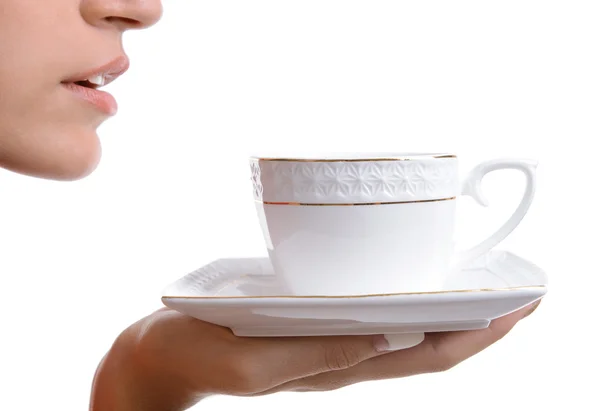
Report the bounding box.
[161,250,547,337]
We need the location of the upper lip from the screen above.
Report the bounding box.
[61,55,130,87]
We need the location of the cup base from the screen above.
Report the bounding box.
[269,253,448,296]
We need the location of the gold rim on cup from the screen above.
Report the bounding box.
[249,153,457,163]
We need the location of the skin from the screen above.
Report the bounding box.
[0,2,542,410]
[0,0,162,180]
[90,304,540,410]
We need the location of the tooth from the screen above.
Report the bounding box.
[88,74,105,86]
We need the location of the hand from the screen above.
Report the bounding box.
[90,301,541,411]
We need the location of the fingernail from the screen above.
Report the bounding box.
[374,333,425,352]
[373,335,390,351]
[523,300,542,318]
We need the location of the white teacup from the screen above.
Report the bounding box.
[250,153,537,296]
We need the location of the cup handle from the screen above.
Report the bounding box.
[451,158,538,271]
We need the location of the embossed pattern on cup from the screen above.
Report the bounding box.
[251,155,459,204]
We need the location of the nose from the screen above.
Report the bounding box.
[81,0,163,31]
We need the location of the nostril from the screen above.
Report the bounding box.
[105,16,143,28]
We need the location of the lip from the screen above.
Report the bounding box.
[61,55,130,115]
[61,83,118,115]
[62,55,130,87]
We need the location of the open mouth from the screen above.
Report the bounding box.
[69,74,105,90]
[73,80,98,89]
[61,73,118,115]
[61,57,129,115]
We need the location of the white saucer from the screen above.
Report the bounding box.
[161,250,547,340]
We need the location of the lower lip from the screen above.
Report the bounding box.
[61,83,118,115]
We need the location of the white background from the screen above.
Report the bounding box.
[0,1,597,409]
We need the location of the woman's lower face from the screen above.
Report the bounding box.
[0,0,162,180]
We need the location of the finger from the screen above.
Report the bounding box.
[237,332,391,388]
[254,302,539,394]
[423,301,540,372]
[134,309,395,396]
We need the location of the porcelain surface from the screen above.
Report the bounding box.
[162,250,547,338]
[250,155,538,295]
[251,156,459,204]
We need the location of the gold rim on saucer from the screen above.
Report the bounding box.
[162,284,547,300]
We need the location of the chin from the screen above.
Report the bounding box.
[0,129,103,181]
[52,148,102,181]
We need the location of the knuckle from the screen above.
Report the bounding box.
[324,343,362,371]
